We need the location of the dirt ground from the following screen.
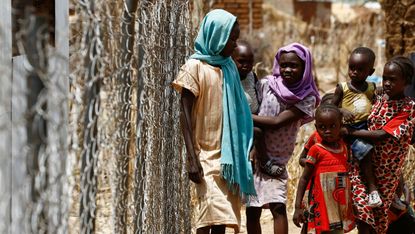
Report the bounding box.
[224,207,302,233]
[225,206,359,234]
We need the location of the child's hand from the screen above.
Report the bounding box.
[299,158,307,167]
[341,109,355,123]
[188,157,204,184]
[293,208,305,228]
[249,148,258,173]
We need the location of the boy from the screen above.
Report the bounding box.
[331,46,382,207]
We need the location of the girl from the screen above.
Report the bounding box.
[293,104,355,234]
[172,9,255,234]
[347,56,415,233]
[246,43,320,234]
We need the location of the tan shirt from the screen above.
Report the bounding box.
[172,59,241,231]
[172,59,223,161]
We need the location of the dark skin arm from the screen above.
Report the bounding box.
[293,163,314,228]
[347,128,389,141]
[298,148,308,167]
[299,133,318,167]
[180,88,204,184]
[252,106,305,129]
[332,84,355,123]
[253,106,305,165]
[331,84,343,106]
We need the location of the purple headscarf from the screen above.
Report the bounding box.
[267,43,320,107]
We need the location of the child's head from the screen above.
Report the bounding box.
[273,43,312,87]
[383,56,415,99]
[315,104,343,143]
[321,93,334,105]
[348,47,376,83]
[220,22,240,57]
[269,43,321,109]
[279,51,305,86]
[193,9,240,58]
[232,40,254,79]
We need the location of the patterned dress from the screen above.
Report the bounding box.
[248,79,316,207]
[350,94,415,233]
[305,143,355,233]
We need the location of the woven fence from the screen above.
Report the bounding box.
[1,0,192,233]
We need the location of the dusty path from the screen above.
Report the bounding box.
[226,207,358,233]
[225,207,302,233]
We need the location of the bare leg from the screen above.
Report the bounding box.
[301,223,308,234]
[196,226,210,234]
[211,225,226,234]
[246,207,262,234]
[269,203,288,234]
[361,151,376,193]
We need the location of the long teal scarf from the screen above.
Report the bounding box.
[190,9,255,196]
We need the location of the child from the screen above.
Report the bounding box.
[232,40,259,114]
[347,56,415,233]
[172,9,255,234]
[293,104,355,234]
[232,40,263,171]
[331,47,382,207]
[246,43,320,234]
[299,93,335,167]
[297,93,335,234]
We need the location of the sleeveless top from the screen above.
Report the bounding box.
[340,82,375,124]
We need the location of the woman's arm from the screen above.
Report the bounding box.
[348,128,388,141]
[252,106,304,129]
[180,89,204,184]
[293,163,314,227]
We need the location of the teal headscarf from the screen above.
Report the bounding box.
[190,9,255,197]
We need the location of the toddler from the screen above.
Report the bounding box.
[232,40,259,113]
[293,104,355,233]
[331,47,381,207]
